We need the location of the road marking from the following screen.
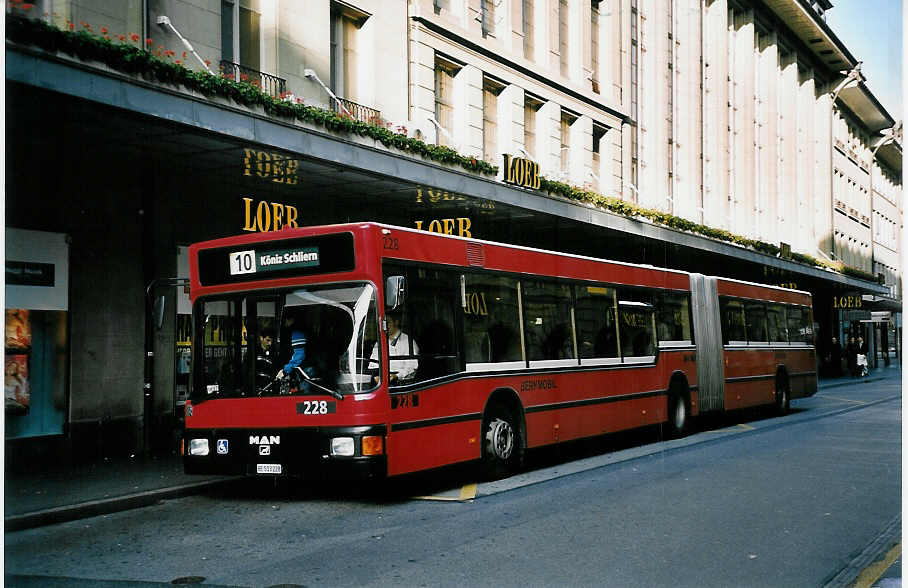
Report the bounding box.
[413,483,477,502]
[736,423,755,431]
[817,395,867,405]
[459,483,477,500]
[852,543,900,588]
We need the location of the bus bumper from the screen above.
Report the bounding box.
[183,425,388,479]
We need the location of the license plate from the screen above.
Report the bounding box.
[256,463,282,475]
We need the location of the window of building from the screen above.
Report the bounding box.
[522,280,576,363]
[592,124,607,191]
[434,57,459,147]
[329,2,370,102]
[221,1,262,71]
[481,0,497,38]
[558,0,569,77]
[524,95,543,157]
[523,0,535,60]
[483,77,505,164]
[560,110,577,176]
[591,1,600,92]
[574,284,619,362]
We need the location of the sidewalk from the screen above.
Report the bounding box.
[4,450,234,531]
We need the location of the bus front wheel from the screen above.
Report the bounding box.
[481,405,523,479]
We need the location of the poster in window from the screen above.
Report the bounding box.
[6,309,31,350]
[5,354,30,415]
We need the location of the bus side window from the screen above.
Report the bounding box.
[463,273,522,365]
[656,292,693,346]
[787,306,804,343]
[574,284,618,360]
[405,267,460,382]
[522,280,576,361]
[720,297,746,345]
[617,289,656,359]
[767,304,788,343]
[744,302,768,344]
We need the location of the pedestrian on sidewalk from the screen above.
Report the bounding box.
[827,337,843,377]
[846,336,858,377]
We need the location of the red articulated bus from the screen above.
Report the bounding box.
[183,222,817,479]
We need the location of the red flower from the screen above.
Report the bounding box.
[146,38,154,45]
[130,33,139,42]
[21,2,33,10]
[119,34,126,42]
[175,60,182,65]
[100,27,108,34]
[240,73,249,82]
[204,59,211,66]
[182,51,187,59]
[68,23,75,30]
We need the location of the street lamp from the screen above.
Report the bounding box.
[303,69,352,117]
[156,16,213,74]
[828,62,864,261]
[623,181,639,203]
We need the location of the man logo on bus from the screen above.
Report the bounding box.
[249,435,280,445]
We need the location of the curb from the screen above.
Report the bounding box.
[823,514,901,588]
[817,374,891,391]
[5,478,237,532]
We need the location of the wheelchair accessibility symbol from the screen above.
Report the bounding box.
[217,439,229,454]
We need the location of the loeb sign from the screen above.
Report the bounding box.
[502,154,541,190]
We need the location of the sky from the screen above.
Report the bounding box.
[825,0,903,124]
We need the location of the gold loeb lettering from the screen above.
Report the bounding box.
[502,154,541,190]
[243,149,299,185]
[463,292,489,316]
[242,197,300,232]
[832,296,862,309]
[415,217,473,238]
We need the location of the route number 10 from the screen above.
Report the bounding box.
[229,250,257,275]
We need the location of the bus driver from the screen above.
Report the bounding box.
[371,312,418,383]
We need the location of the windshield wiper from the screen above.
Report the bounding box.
[296,368,344,400]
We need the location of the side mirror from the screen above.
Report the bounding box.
[385,276,406,311]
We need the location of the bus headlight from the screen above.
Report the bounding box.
[188,438,210,456]
[330,437,355,457]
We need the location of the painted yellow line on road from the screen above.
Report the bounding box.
[459,483,477,500]
[817,395,867,405]
[853,543,900,588]
[413,483,478,502]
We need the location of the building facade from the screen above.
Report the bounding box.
[4,0,900,464]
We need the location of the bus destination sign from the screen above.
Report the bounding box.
[229,246,320,276]
[197,233,354,286]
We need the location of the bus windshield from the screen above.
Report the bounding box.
[193,282,379,400]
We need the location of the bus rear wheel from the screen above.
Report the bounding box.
[481,405,523,479]
[666,387,690,438]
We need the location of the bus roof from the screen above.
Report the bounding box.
[189,222,811,303]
